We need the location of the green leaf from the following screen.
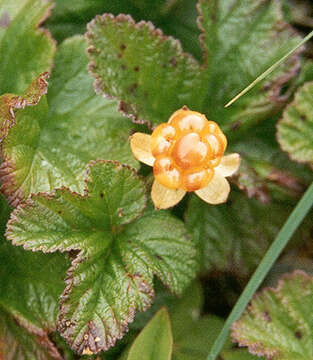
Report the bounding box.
[185,191,309,278]
[199,0,302,132]
[169,283,224,360]
[0,308,62,360]
[0,240,69,335]
[277,81,313,166]
[127,308,173,360]
[0,36,138,206]
[7,161,197,355]
[0,194,68,335]
[86,14,205,126]
[0,241,69,335]
[0,194,67,360]
[87,0,302,131]
[0,0,55,95]
[232,271,313,359]
[165,282,259,360]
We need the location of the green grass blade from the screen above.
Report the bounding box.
[225,30,313,108]
[207,181,313,360]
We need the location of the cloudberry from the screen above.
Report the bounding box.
[130,106,240,209]
[150,109,227,191]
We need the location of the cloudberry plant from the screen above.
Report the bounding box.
[130,107,240,209]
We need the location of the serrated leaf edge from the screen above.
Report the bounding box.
[5,159,148,252]
[276,81,313,166]
[0,72,50,207]
[86,13,202,130]
[57,244,154,354]
[5,159,149,354]
[231,270,312,358]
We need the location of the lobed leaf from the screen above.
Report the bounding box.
[0,36,138,206]
[0,0,55,95]
[277,81,313,166]
[86,13,205,127]
[7,161,197,355]
[232,271,313,359]
[127,308,173,360]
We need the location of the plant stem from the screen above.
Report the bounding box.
[207,181,313,360]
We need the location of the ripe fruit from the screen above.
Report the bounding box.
[150,108,227,191]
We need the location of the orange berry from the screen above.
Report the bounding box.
[183,168,214,192]
[151,123,176,157]
[150,108,227,191]
[204,133,227,157]
[153,156,181,189]
[171,132,211,170]
[206,121,220,134]
[207,156,222,168]
[169,110,207,134]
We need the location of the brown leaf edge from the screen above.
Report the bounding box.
[231,270,312,359]
[196,0,302,105]
[231,156,306,203]
[6,160,151,355]
[58,249,154,356]
[35,0,57,52]
[0,72,49,207]
[0,72,49,141]
[86,13,202,130]
[276,81,313,167]
[1,303,63,360]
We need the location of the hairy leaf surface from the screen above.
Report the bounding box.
[87,14,205,126]
[7,161,197,354]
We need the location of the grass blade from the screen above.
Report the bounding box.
[225,30,313,108]
[207,181,313,360]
